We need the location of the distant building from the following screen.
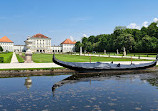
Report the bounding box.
[14,45,26,52]
[25,34,52,53]
[0,36,14,52]
[61,39,76,53]
[51,39,76,53]
[0,34,76,53]
[51,46,62,53]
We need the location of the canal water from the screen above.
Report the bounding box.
[1,72,158,111]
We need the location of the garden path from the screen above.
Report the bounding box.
[11,52,19,63]
[0,61,155,69]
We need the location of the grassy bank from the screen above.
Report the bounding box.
[0,52,13,63]
[32,53,150,63]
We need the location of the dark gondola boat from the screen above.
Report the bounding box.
[53,54,158,73]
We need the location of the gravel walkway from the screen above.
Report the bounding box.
[10,52,19,63]
[75,54,156,60]
[0,61,156,69]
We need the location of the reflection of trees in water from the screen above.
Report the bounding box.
[147,77,158,87]
[52,72,158,96]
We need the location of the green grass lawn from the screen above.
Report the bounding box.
[32,53,54,63]
[0,52,13,63]
[22,52,25,56]
[126,53,157,57]
[32,53,150,63]
[16,54,24,63]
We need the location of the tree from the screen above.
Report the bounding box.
[75,41,81,52]
[141,35,153,52]
[141,26,148,37]
[87,42,93,52]
[75,22,158,53]
[134,41,143,52]
[88,36,95,43]
[147,22,158,38]
[0,46,3,52]
[114,33,135,52]
[114,26,127,31]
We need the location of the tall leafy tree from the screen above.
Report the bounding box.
[148,22,158,38]
[75,41,81,52]
[114,33,135,52]
[75,22,158,53]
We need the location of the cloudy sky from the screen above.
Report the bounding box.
[0,0,158,45]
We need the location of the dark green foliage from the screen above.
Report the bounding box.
[0,57,4,63]
[75,41,81,52]
[75,22,158,53]
[5,50,9,53]
[0,46,3,52]
[16,54,24,63]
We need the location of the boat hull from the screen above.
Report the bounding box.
[53,55,157,73]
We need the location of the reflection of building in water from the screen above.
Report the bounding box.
[24,77,32,90]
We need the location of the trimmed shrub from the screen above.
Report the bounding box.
[0,57,4,63]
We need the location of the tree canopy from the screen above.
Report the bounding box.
[75,22,158,53]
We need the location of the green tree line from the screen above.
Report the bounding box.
[75,22,158,53]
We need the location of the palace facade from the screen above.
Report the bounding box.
[0,34,76,53]
[0,36,14,52]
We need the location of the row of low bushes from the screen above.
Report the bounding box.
[0,57,4,63]
[0,52,24,63]
[0,52,13,63]
[6,53,13,63]
[16,54,25,63]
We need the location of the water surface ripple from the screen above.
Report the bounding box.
[0,72,158,111]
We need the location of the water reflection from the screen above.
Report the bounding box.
[52,72,158,94]
[1,72,158,110]
[147,77,158,87]
[24,77,32,90]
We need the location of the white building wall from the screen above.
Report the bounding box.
[0,36,76,53]
[25,37,51,53]
[0,42,14,52]
[51,46,62,53]
[62,44,75,53]
[14,45,26,52]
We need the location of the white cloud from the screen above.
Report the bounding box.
[127,23,140,29]
[127,17,158,29]
[70,36,74,41]
[83,34,87,37]
[142,21,148,27]
[153,18,158,22]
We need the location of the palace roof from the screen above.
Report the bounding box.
[32,33,49,38]
[61,39,76,44]
[0,36,13,43]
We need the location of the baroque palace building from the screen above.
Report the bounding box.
[0,36,14,52]
[0,34,76,53]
